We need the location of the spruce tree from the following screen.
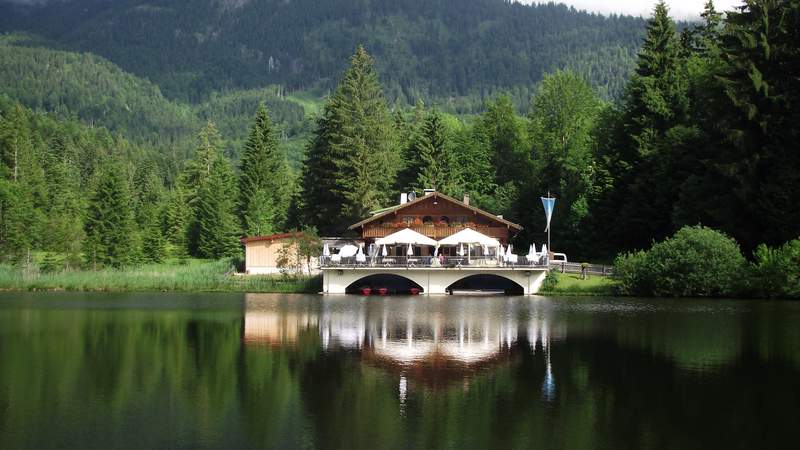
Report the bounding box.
[601,1,692,250]
[299,46,400,232]
[196,158,241,259]
[238,104,291,236]
[181,122,224,255]
[164,185,191,258]
[411,111,460,196]
[84,163,135,268]
[710,0,800,248]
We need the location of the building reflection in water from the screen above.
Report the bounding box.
[243,294,561,397]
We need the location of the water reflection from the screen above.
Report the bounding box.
[1,292,799,450]
[244,294,566,391]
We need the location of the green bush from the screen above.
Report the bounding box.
[613,226,746,297]
[747,238,800,299]
[541,268,560,291]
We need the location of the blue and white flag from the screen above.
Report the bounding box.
[541,196,556,232]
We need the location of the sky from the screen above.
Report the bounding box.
[529,0,742,20]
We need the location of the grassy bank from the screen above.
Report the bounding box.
[0,259,321,293]
[538,272,617,296]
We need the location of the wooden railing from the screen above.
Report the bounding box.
[362,225,508,239]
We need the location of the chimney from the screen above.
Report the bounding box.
[463,194,470,206]
[497,215,503,219]
[400,192,408,204]
[423,188,436,196]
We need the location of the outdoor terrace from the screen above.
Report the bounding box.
[319,255,549,269]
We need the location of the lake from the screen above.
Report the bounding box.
[0,293,798,449]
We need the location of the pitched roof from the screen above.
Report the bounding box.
[240,232,303,244]
[348,192,522,230]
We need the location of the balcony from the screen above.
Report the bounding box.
[362,225,508,240]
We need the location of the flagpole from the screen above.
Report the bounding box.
[547,190,551,254]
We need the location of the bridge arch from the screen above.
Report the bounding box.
[345,273,424,295]
[446,274,525,295]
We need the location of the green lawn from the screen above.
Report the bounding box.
[0,259,321,293]
[538,271,617,296]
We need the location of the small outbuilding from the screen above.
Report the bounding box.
[241,233,356,275]
[241,233,305,275]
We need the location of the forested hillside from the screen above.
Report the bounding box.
[0,0,646,104]
[0,35,312,164]
[0,0,797,277]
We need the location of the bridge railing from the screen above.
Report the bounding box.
[552,261,614,276]
[319,255,550,269]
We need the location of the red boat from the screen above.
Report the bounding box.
[360,287,372,296]
[409,288,420,295]
[377,287,389,296]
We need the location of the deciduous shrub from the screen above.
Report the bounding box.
[613,226,746,297]
[747,238,800,299]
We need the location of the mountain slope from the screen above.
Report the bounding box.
[1,0,646,102]
[0,35,309,163]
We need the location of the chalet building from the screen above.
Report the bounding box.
[348,190,522,256]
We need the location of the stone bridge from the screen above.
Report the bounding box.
[321,267,549,295]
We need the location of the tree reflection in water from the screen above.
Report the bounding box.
[0,292,798,449]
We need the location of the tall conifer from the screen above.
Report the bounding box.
[238,104,291,236]
[299,46,399,232]
[84,163,135,268]
[196,158,240,259]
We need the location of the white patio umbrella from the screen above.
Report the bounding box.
[375,228,437,246]
[438,228,500,248]
[339,244,359,258]
[356,244,364,256]
[540,244,548,263]
[458,243,464,256]
[381,244,388,257]
[323,243,330,257]
[407,243,414,256]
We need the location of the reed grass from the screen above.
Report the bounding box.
[0,259,321,293]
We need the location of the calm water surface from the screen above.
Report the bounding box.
[1,293,799,449]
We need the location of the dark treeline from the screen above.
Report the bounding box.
[0,0,645,104]
[0,0,798,271]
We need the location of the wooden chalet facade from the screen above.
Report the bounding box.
[348,191,522,246]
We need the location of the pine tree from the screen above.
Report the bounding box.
[43,133,84,268]
[298,104,342,234]
[142,216,167,263]
[181,122,224,255]
[84,163,135,268]
[238,104,291,236]
[299,46,400,232]
[164,185,191,258]
[196,158,241,259]
[600,1,692,250]
[411,111,460,195]
[0,178,34,263]
[710,0,800,248]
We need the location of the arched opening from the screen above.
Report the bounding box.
[447,274,524,295]
[346,274,424,295]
